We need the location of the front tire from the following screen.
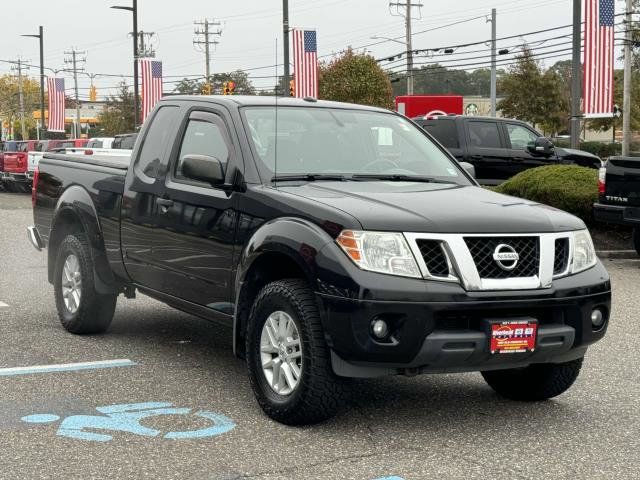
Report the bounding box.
[246,279,346,425]
[53,234,117,334]
[633,227,640,257]
[481,358,584,401]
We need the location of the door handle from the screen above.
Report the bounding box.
[512,157,525,162]
[470,155,483,160]
[156,198,174,214]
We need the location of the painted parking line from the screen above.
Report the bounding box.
[0,301,8,308]
[0,359,136,377]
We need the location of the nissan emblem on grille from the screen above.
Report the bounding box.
[492,244,519,271]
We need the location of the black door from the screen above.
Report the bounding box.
[503,122,556,175]
[121,105,181,290]
[464,120,512,184]
[152,109,239,312]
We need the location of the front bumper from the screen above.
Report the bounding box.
[317,261,611,378]
[593,202,640,226]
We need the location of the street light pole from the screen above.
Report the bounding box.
[112,1,139,129]
[22,26,45,139]
[283,0,290,96]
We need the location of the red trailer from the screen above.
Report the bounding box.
[395,95,463,118]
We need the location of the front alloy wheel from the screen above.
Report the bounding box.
[260,311,303,396]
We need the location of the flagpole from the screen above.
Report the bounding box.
[622,0,633,156]
[570,0,582,149]
[283,0,291,97]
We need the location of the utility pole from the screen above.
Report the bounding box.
[489,9,497,117]
[22,26,45,139]
[111,0,139,129]
[11,59,28,140]
[283,0,291,96]
[134,31,156,58]
[64,49,86,138]
[389,1,423,95]
[570,0,582,149]
[194,19,222,89]
[622,0,633,156]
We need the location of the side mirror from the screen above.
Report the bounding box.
[459,161,476,178]
[527,137,555,157]
[182,154,225,185]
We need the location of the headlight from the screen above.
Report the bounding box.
[336,230,421,278]
[571,229,597,273]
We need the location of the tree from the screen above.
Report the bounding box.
[389,66,503,97]
[173,71,256,95]
[0,74,42,139]
[319,48,394,109]
[588,69,640,133]
[498,46,567,135]
[97,82,136,135]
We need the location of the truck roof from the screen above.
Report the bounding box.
[163,95,391,113]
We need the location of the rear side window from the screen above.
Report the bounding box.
[422,120,459,149]
[468,121,502,149]
[135,107,178,180]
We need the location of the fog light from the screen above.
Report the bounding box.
[371,319,389,339]
[591,309,605,329]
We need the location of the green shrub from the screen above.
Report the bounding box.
[495,165,598,224]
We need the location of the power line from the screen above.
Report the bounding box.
[64,48,86,138]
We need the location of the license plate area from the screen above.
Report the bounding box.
[486,318,537,354]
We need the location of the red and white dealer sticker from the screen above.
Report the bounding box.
[490,320,537,354]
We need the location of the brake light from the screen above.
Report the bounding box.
[32,167,39,208]
[84,149,93,155]
[598,166,606,195]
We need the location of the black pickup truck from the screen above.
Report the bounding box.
[28,96,611,424]
[413,115,602,185]
[594,156,640,255]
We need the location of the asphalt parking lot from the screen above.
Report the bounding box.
[1,191,639,480]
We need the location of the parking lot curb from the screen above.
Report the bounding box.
[597,250,638,260]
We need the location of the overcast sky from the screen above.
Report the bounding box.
[0,0,626,99]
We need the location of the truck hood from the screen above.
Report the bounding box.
[555,147,602,163]
[277,181,585,233]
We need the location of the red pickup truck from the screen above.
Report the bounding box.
[2,140,38,192]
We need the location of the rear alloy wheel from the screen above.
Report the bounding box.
[54,234,117,334]
[481,358,583,401]
[633,227,640,257]
[246,279,347,425]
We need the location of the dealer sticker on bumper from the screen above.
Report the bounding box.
[490,320,537,354]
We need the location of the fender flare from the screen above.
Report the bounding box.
[232,217,335,357]
[49,185,118,294]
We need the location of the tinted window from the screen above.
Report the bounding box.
[176,117,229,179]
[506,123,538,150]
[135,108,177,179]
[120,134,137,149]
[422,120,459,148]
[468,121,501,149]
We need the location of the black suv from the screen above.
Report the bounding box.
[414,115,601,184]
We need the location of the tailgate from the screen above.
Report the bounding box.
[605,157,640,206]
[3,152,28,173]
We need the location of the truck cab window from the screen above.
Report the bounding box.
[135,106,178,180]
[468,121,501,149]
[506,124,539,150]
[176,118,230,179]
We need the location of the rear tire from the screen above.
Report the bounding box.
[481,358,583,401]
[53,234,117,334]
[246,279,347,425]
[633,227,640,257]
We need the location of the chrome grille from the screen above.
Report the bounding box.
[416,239,449,277]
[464,236,539,279]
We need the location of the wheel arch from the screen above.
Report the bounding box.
[232,217,335,358]
[48,186,119,294]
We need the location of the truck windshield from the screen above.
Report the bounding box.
[242,106,470,185]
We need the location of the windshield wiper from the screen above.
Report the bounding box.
[271,173,348,182]
[351,174,453,184]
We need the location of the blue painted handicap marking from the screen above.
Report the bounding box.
[21,401,235,442]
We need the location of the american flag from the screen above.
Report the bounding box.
[140,59,163,122]
[47,77,65,132]
[292,29,318,98]
[583,0,615,118]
